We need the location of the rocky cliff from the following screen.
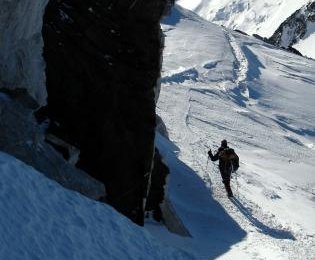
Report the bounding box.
[0,1,48,105]
[0,1,105,200]
[269,2,315,57]
[42,0,173,225]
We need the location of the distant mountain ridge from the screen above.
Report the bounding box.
[269,1,315,59]
[178,0,310,37]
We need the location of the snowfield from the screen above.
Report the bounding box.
[178,0,310,37]
[147,5,315,259]
[0,152,194,259]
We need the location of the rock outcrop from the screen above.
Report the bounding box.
[42,0,173,225]
[269,2,315,54]
[145,149,169,222]
[0,0,48,105]
[0,89,105,200]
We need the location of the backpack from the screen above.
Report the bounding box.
[219,148,239,172]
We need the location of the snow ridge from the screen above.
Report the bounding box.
[224,30,250,101]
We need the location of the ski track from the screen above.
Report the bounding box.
[158,23,315,258]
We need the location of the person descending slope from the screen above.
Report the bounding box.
[208,140,239,197]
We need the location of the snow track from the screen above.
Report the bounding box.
[154,5,315,259]
[208,166,314,260]
[224,30,250,100]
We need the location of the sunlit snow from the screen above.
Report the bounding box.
[179,0,310,38]
[147,5,315,260]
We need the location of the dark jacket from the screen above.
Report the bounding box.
[208,146,239,179]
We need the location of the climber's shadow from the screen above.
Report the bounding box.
[231,197,296,240]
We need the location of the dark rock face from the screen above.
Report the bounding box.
[0,89,105,200]
[269,2,315,50]
[146,149,169,222]
[42,0,173,225]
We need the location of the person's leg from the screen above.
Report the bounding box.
[223,180,233,197]
[221,172,233,197]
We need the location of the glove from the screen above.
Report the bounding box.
[208,149,212,157]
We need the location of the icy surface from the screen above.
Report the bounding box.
[148,5,315,259]
[0,0,48,105]
[178,0,310,37]
[0,151,194,259]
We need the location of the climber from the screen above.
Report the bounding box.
[208,139,239,197]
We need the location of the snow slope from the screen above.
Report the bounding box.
[178,0,310,37]
[0,151,194,259]
[149,5,315,259]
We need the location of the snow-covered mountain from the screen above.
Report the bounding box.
[269,1,315,59]
[177,0,311,37]
[1,1,315,259]
[147,5,315,259]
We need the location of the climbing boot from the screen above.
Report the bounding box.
[223,180,233,197]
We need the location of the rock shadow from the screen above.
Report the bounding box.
[155,133,247,259]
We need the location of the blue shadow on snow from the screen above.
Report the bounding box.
[230,198,296,240]
[275,115,315,138]
[162,6,183,26]
[156,133,247,259]
[161,68,199,84]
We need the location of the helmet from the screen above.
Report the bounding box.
[221,139,228,147]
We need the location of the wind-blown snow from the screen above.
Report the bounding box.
[0,1,48,105]
[178,0,310,37]
[149,5,315,259]
[0,151,194,259]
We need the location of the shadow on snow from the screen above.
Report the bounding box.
[231,198,296,240]
[156,133,247,259]
[161,68,199,84]
[275,115,315,138]
[162,5,184,26]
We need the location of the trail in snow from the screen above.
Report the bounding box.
[224,29,250,101]
[203,32,315,259]
[152,5,315,260]
[207,159,313,260]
